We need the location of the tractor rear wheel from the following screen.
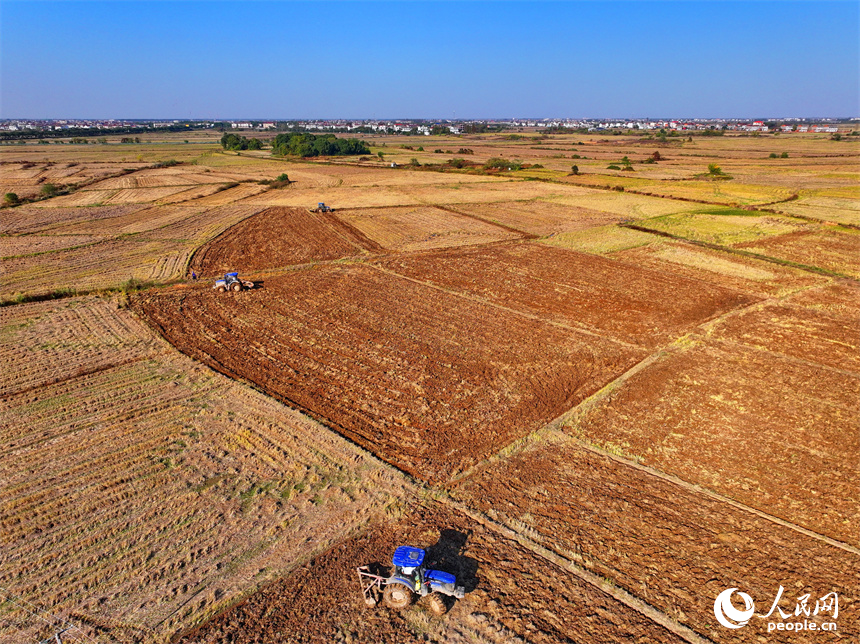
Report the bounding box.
[382,583,413,609]
[231,282,242,292]
[424,592,446,615]
[216,286,226,293]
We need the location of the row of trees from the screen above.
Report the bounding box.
[220,133,264,151]
[270,132,369,158]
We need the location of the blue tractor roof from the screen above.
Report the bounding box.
[225,272,239,277]
[392,546,425,568]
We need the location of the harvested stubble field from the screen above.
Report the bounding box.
[178,503,689,644]
[132,264,643,483]
[0,296,409,643]
[610,239,826,297]
[635,211,814,246]
[2,132,858,643]
[735,227,860,278]
[444,199,627,236]
[334,205,523,251]
[189,206,381,276]
[1,204,265,299]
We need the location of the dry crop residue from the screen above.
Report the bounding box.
[375,242,756,348]
[0,296,409,643]
[451,433,858,644]
[334,205,522,251]
[446,200,626,236]
[189,206,381,277]
[132,264,644,483]
[177,504,687,644]
[735,227,860,278]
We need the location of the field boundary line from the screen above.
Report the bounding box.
[429,203,538,239]
[367,263,644,352]
[619,223,857,280]
[438,498,716,644]
[567,437,860,557]
[447,286,860,556]
[704,334,860,380]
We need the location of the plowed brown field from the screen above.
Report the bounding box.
[177,504,688,644]
[189,206,381,276]
[132,264,644,482]
[375,242,755,348]
[450,432,858,644]
[571,282,860,545]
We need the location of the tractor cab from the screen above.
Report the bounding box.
[391,546,425,591]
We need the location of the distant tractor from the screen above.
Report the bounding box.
[357,546,465,615]
[311,202,333,213]
[213,272,254,293]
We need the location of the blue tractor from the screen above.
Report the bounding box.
[213,272,254,293]
[357,546,465,615]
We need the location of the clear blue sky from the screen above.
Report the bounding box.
[1,1,857,119]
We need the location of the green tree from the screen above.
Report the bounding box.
[3,192,19,206]
[570,165,579,175]
[40,183,58,197]
[708,163,724,176]
[377,151,384,161]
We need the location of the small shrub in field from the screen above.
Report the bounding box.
[572,154,581,159]
[780,152,789,158]
[708,163,725,176]
[570,165,579,175]
[607,164,621,170]
[40,183,58,197]
[434,149,444,153]
[417,146,424,151]
[3,192,19,206]
[276,173,290,182]
[410,158,420,166]
[769,153,778,158]
[447,158,467,168]
[484,157,522,170]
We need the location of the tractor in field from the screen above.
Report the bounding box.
[357,546,465,615]
[213,272,254,293]
[311,202,333,213]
